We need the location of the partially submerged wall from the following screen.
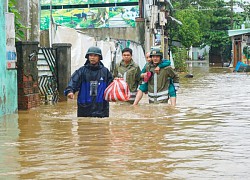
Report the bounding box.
[0,2,18,117]
[0,1,5,116]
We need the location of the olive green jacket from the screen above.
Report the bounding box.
[113,59,141,101]
[146,63,179,103]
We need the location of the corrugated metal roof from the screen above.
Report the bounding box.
[228,28,250,37]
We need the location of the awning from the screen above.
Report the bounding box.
[228,28,250,37]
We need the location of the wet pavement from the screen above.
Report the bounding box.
[1,64,250,179]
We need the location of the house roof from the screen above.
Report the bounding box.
[228,28,250,37]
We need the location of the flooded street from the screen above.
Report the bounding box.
[1,64,250,179]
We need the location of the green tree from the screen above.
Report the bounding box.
[204,1,232,63]
[8,0,26,41]
[169,2,204,71]
[174,9,201,48]
[171,0,233,64]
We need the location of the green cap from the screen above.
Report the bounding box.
[150,48,163,59]
[85,46,103,60]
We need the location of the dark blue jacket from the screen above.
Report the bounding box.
[64,61,113,117]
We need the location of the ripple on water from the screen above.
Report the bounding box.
[1,68,250,179]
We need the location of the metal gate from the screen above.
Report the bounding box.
[37,47,59,103]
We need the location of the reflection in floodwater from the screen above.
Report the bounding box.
[1,65,250,179]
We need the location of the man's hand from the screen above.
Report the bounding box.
[67,92,74,99]
[141,73,147,78]
[154,66,160,74]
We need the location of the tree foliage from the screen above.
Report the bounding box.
[204,1,231,48]
[8,0,26,41]
[171,0,233,49]
[173,9,202,48]
[169,0,246,63]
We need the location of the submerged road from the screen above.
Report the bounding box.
[1,64,250,179]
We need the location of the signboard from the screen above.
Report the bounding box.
[40,0,139,29]
[7,61,16,69]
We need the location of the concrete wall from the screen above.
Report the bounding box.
[40,20,146,48]
[80,22,145,45]
[0,2,18,117]
[0,2,5,116]
[16,42,40,110]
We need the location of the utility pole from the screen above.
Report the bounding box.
[147,0,171,59]
[230,0,234,29]
[143,0,180,61]
[50,0,53,47]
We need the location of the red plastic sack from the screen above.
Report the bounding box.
[104,78,130,102]
[144,71,152,82]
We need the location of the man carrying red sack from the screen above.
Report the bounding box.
[113,48,141,104]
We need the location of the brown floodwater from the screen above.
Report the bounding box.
[1,63,250,179]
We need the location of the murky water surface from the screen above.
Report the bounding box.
[1,65,250,179]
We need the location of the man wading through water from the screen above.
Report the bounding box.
[64,46,113,117]
[140,48,179,104]
[113,48,141,104]
[133,51,179,106]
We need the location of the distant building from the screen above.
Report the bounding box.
[228,28,250,67]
